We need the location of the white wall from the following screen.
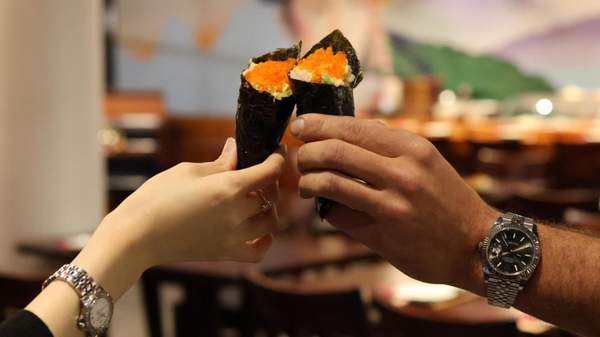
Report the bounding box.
[0,1,105,262]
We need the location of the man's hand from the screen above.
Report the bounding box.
[291,114,499,289]
[292,114,600,336]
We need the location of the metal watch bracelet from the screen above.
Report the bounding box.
[42,264,100,298]
[42,264,113,337]
[487,277,522,309]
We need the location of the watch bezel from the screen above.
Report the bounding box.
[80,290,114,336]
[482,223,540,281]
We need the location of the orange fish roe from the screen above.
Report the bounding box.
[296,47,348,83]
[244,59,297,94]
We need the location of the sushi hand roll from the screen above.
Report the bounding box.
[290,29,363,219]
[235,43,301,169]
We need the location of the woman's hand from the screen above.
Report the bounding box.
[104,137,285,267]
[70,138,285,298]
[26,138,286,337]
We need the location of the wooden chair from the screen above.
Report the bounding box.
[141,264,247,337]
[104,92,166,211]
[506,185,600,222]
[242,269,369,337]
[474,146,555,182]
[553,143,600,188]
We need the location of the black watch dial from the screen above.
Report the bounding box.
[487,228,535,276]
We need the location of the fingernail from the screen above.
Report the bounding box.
[221,137,235,155]
[290,118,304,137]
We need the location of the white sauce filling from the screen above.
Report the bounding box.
[289,63,354,87]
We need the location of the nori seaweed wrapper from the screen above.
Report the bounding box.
[291,29,363,218]
[235,43,301,169]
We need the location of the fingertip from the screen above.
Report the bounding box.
[264,151,286,176]
[290,117,305,137]
[216,137,237,170]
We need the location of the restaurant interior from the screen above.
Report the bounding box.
[1,0,600,336]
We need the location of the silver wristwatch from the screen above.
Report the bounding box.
[43,264,114,337]
[478,212,541,308]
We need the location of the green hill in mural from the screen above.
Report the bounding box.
[389,35,553,100]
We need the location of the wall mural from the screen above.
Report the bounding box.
[113,0,600,114]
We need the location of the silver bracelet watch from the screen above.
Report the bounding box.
[478,212,541,308]
[43,264,114,337]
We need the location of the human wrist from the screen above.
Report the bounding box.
[70,215,151,300]
[453,205,500,295]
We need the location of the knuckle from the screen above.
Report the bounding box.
[272,160,284,178]
[175,162,195,173]
[214,158,229,171]
[389,200,412,218]
[402,172,424,194]
[297,177,312,198]
[321,172,340,194]
[216,174,240,198]
[296,145,312,172]
[412,138,437,163]
[211,185,232,203]
[296,145,307,164]
[324,140,346,165]
[228,178,243,195]
[377,195,410,219]
[388,162,424,194]
[307,117,325,137]
[346,119,364,138]
[367,118,386,131]
[263,164,283,185]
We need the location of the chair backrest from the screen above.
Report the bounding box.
[242,269,369,337]
[507,185,600,222]
[475,146,555,181]
[0,273,43,321]
[371,300,518,337]
[554,143,600,188]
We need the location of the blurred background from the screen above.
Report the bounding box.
[1,0,599,336]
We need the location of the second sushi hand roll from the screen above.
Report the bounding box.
[235,43,300,169]
[289,29,363,219]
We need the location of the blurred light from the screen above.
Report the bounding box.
[391,283,459,305]
[535,98,553,116]
[560,85,584,102]
[438,89,456,106]
[97,128,120,146]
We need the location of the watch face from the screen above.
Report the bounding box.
[487,227,537,276]
[89,297,112,330]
